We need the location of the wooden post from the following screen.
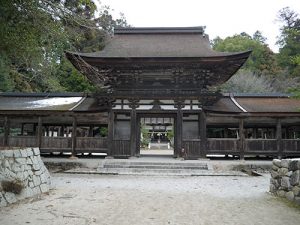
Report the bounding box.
[176,109,183,158]
[239,118,245,160]
[37,117,42,148]
[199,111,207,158]
[276,119,282,159]
[88,125,94,137]
[4,116,10,146]
[130,108,137,157]
[71,117,77,158]
[107,109,114,157]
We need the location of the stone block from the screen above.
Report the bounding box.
[32,175,41,187]
[272,165,279,171]
[3,159,11,169]
[28,181,34,188]
[27,150,33,157]
[4,192,17,204]
[292,186,300,196]
[15,158,26,165]
[270,184,277,193]
[32,187,41,196]
[40,184,49,193]
[281,176,291,191]
[290,170,300,186]
[40,173,48,184]
[273,159,281,167]
[281,159,290,168]
[289,160,299,171]
[20,149,28,158]
[286,191,295,201]
[34,169,42,176]
[295,197,300,205]
[13,150,22,158]
[32,163,40,171]
[278,168,289,176]
[270,178,280,188]
[33,148,40,156]
[271,170,279,179]
[277,190,286,197]
[26,158,33,165]
[0,193,7,207]
[2,150,14,158]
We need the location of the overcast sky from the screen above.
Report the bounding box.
[98,0,300,52]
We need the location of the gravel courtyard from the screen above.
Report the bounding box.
[1,173,300,225]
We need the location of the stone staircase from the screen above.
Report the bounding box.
[97,158,211,176]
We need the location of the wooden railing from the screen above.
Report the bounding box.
[41,136,71,152]
[282,139,300,155]
[76,137,107,153]
[244,139,277,153]
[207,138,239,153]
[8,136,37,147]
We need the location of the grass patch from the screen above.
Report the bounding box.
[1,179,24,194]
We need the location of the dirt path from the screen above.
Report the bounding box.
[0,173,299,225]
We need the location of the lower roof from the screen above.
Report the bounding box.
[0,92,299,114]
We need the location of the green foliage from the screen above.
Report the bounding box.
[276,7,300,77]
[0,0,128,92]
[212,32,279,75]
[99,127,108,137]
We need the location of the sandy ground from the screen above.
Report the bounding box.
[1,173,300,225]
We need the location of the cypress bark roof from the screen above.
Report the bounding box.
[67,27,250,58]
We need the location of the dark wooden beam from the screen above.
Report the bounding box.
[71,117,77,157]
[107,109,114,157]
[130,108,137,157]
[276,119,282,159]
[3,116,9,146]
[200,111,207,158]
[37,117,42,148]
[239,118,245,160]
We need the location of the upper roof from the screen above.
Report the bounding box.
[66,27,249,58]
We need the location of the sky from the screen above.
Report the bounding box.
[97,0,300,53]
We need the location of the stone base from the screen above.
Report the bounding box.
[0,148,51,207]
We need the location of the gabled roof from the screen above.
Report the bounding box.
[66,27,250,58]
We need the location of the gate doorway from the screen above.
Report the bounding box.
[137,114,176,157]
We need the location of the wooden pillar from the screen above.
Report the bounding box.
[88,125,94,137]
[37,117,42,148]
[21,123,24,136]
[4,116,10,146]
[199,111,207,158]
[130,108,137,157]
[107,109,114,157]
[176,108,183,157]
[239,118,245,160]
[276,119,282,159]
[71,117,77,157]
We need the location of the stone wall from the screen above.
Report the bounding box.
[0,148,51,207]
[270,158,300,204]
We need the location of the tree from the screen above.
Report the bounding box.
[220,70,274,93]
[212,32,279,75]
[276,7,300,77]
[0,0,128,92]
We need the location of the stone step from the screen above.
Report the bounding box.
[97,159,210,176]
[103,164,208,170]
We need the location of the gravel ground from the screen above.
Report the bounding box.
[1,173,300,225]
